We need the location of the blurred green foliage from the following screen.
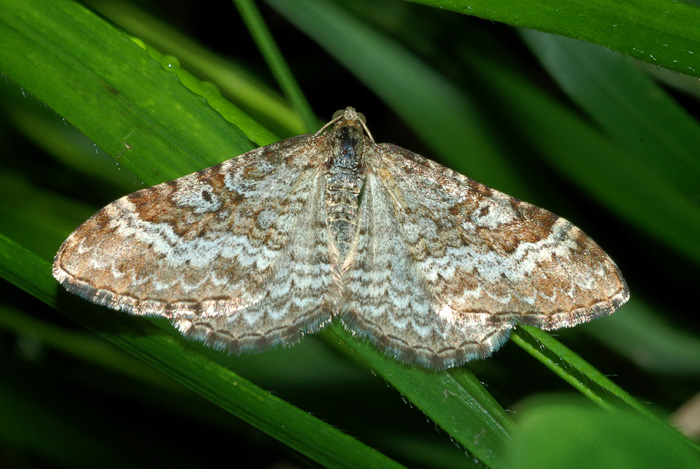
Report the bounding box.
[1,0,700,467]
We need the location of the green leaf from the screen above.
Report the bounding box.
[332,324,513,468]
[508,399,700,468]
[408,0,700,78]
[512,325,651,416]
[89,0,308,137]
[232,0,318,132]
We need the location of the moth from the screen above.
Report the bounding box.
[54,107,629,369]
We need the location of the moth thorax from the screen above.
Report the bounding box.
[325,122,366,261]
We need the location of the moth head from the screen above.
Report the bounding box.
[331,106,365,125]
[317,107,374,143]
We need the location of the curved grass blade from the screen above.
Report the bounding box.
[409,0,700,78]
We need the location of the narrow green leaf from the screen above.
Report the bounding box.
[521,30,700,206]
[0,0,271,185]
[332,324,513,469]
[87,0,307,137]
[232,0,318,132]
[512,326,700,455]
[512,326,646,415]
[408,0,700,78]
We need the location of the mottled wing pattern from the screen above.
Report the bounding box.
[343,143,629,369]
[342,166,505,369]
[53,135,335,352]
[54,107,629,369]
